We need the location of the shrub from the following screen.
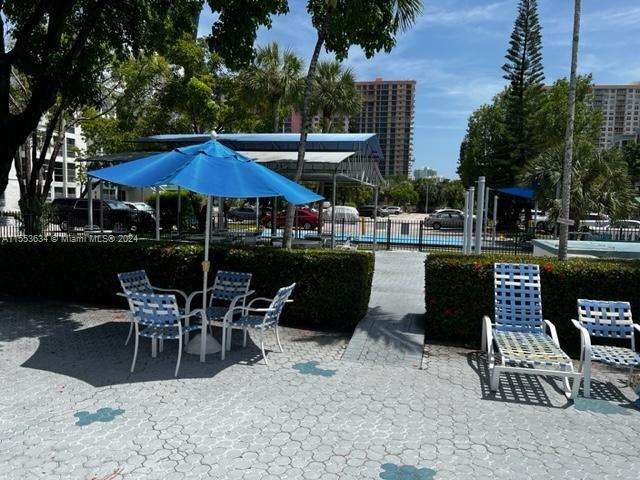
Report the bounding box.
[425,253,640,355]
[0,242,374,331]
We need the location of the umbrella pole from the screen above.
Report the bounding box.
[155,187,160,241]
[200,195,212,363]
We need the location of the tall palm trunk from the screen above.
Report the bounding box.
[558,0,581,260]
[272,98,281,133]
[283,8,333,248]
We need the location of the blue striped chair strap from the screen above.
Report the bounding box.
[591,345,640,367]
[495,331,572,369]
[234,315,276,330]
[139,325,199,339]
[211,271,252,301]
[577,299,634,338]
[494,263,543,333]
[118,270,153,295]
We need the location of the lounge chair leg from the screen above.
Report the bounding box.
[221,321,227,361]
[243,329,247,348]
[151,336,157,358]
[184,317,190,345]
[490,368,500,392]
[275,326,283,353]
[159,338,164,353]
[130,332,139,373]
[227,328,233,351]
[583,359,591,398]
[175,335,182,377]
[260,330,268,365]
[125,320,133,346]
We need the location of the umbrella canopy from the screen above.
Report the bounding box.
[496,185,536,200]
[87,140,322,205]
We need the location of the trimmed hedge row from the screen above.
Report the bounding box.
[425,253,640,355]
[0,242,374,331]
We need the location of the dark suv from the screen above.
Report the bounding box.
[357,205,388,218]
[51,198,155,233]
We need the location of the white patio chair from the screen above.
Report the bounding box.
[127,292,202,377]
[572,299,640,398]
[223,283,295,364]
[117,270,189,346]
[481,263,581,400]
[186,271,254,357]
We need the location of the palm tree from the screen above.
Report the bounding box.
[310,60,361,133]
[245,42,304,132]
[558,0,581,259]
[521,139,636,231]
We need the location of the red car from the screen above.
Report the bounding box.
[262,209,319,230]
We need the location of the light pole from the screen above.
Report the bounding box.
[424,181,430,214]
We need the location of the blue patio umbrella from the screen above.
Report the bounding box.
[88,138,323,362]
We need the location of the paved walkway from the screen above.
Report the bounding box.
[342,251,426,368]
[1,297,640,479]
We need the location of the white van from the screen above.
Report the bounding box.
[322,206,360,222]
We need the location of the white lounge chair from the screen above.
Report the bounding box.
[481,263,581,400]
[572,299,640,398]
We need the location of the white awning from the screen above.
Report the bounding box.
[238,151,355,163]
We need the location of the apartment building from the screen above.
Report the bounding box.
[351,78,416,177]
[592,83,640,149]
[0,123,86,212]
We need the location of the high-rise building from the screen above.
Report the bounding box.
[414,166,438,179]
[283,77,416,178]
[592,83,640,149]
[351,77,416,177]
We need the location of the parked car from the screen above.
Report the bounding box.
[425,210,465,230]
[588,219,640,241]
[382,205,403,215]
[433,208,464,216]
[228,206,260,221]
[357,205,388,217]
[323,206,360,222]
[51,198,155,232]
[580,213,610,229]
[125,202,156,216]
[262,209,319,230]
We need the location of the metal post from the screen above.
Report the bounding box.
[534,201,539,233]
[87,177,93,232]
[465,187,475,254]
[99,182,104,233]
[493,194,499,244]
[177,186,182,237]
[386,218,392,250]
[483,186,490,240]
[475,177,485,254]
[372,186,379,252]
[418,220,424,252]
[317,184,324,236]
[330,175,337,248]
[217,196,224,232]
[462,190,470,254]
[155,186,160,240]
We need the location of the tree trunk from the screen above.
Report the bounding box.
[272,98,280,133]
[558,0,581,260]
[283,9,333,248]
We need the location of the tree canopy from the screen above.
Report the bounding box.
[0,0,204,195]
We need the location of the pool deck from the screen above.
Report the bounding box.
[2,296,640,479]
[533,239,640,259]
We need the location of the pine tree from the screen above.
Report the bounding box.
[501,0,545,184]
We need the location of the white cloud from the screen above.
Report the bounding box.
[418,1,513,27]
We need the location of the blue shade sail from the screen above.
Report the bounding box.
[87,140,323,205]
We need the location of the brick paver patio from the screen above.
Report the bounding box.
[1,297,639,479]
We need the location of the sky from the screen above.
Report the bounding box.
[198,0,640,179]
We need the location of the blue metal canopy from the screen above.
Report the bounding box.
[87,140,323,205]
[496,186,536,200]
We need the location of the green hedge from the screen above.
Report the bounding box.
[425,253,640,355]
[0,242,374,331]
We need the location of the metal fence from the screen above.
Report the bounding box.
[2,209,639,255]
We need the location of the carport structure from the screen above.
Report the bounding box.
[128,133,386,248]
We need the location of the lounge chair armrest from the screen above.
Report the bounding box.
[247,297,275,308]
[185,286,218,313]
[543,319,561,347]
[633,323,640,334]
[481,315,493,353]
[116,292,127,298]
[571,319,592,357]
